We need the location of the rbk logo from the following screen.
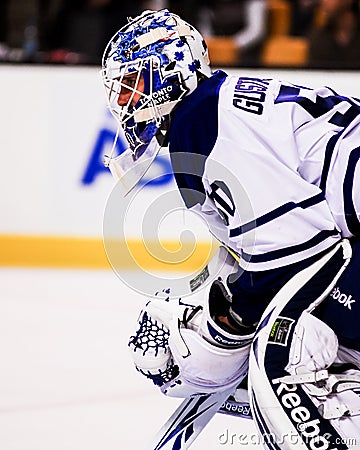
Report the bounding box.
[330,287,356,310]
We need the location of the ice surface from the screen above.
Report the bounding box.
[0,268,263,449]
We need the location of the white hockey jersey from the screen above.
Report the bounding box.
[169,70,360,273]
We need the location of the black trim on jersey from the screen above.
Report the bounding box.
[240,229,339,263]
[229,192,325,237]
[344,146,360,235]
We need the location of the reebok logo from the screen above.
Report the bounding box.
[274,381,339,449]
[330,287,356,310]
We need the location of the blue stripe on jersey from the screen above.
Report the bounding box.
[344,146,360,235]
[240,229,338,263]
[229,192,325,237]
[169,71,227,208]
[320,130,345,191]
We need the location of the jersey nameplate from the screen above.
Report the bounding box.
[232,77,270,115]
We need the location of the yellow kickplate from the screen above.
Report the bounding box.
[0,235,216,271]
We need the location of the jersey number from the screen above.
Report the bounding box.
[275,84,359,128]
[208,181,235,226]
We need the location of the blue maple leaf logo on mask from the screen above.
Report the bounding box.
[174,51,185,61]
[188,59,201,73]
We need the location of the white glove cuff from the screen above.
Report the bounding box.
[162,327,250,397]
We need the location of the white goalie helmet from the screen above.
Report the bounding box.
[101,9,212,192]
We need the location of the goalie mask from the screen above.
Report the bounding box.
[101,9,212,191]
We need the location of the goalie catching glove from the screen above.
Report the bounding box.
[128,247,255,398]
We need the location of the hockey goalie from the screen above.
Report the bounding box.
[100,8,360,449]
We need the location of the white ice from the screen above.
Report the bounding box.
[0,268,263,450]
